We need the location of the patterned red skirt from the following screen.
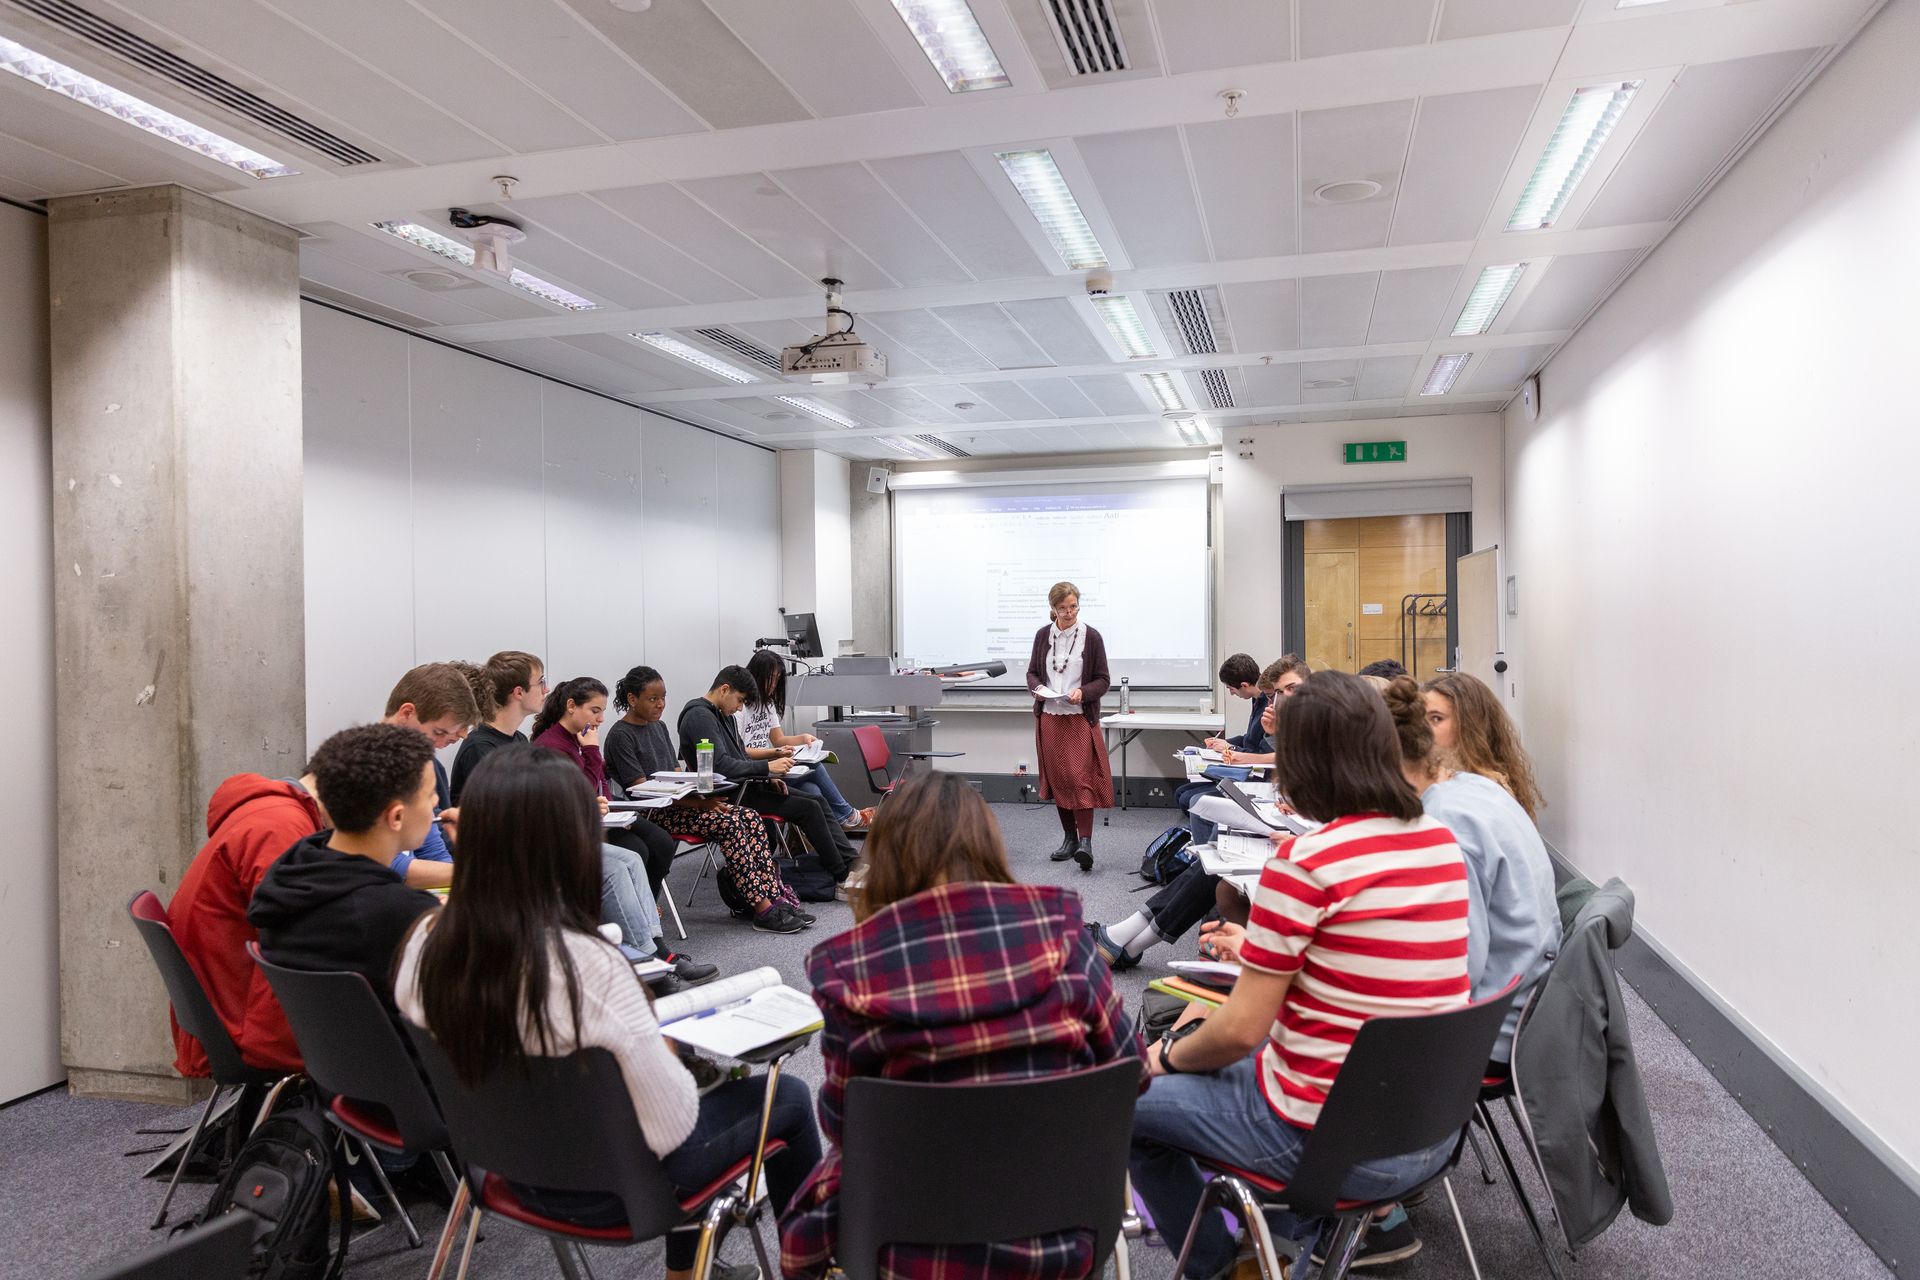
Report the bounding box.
[1036,712,1115,810]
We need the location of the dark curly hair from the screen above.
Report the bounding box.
[305,723,435,833]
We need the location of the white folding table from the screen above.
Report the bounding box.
[1098,711,1225,822]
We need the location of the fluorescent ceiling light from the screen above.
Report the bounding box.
[876,434,947,460]
[1452,264,1526,336]
[775,395,859,429]
[1094,295,1157,359]
[1174,417,1210,446]
[996,149,1107,270]
[372,221,597,312]
[634,333,758,383]
[0,34,298,178]
[1508,81,1641,231]
[889,0,1009,93]
[1421,353,1472,396]
[1141,372,1186,413]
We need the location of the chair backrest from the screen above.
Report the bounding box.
[249,943,449,1153]
[405,1027,686,1240]
[78,1213,253,1280]
[1282,980,1519,1218]
[850,725,892,789]
[838,1060,1143,1280]
[127,891,252,1083]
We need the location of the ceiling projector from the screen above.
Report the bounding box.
[782,277,888,384]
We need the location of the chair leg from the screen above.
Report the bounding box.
[453,1206,482,1280]
[431,1150,461,1199]
[1114,1174,1137,1280]
[660,884,688,941]
[424,1177,471,1280]
[1215,1178,1286,1280]
[1465,1110,1498,1185]
[548,1236,584,1280]
[1168,1177,1227,1280]
[690,1194,737,1280]
[151,1085,222,1229]
[358,1137,422,1248]
[251,1074,299,1133]
[742,1200,779,1280]
[1307,1215,1367,1280]
[686,846,709,906]
[1504,1094,1574,1259]
[573,1241,599,1280]
[1442,1176,1484,1280]
[1482,1106,1566,1280]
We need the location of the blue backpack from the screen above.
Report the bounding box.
[1138,824,1195,885]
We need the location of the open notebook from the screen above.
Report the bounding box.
[655,966,823,1059]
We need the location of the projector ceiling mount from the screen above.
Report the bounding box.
[781,277,888,385]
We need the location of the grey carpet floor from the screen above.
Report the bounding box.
[2,802,1889,1280]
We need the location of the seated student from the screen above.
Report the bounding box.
[605,666,813,936]
[1424,672,1545,820]
[780,772,1144,1280]
[678,666,858,894]
[167,770,326,1078]
[1184,656,1309,841]
[739,648,874,834]
[1085,657,1309,972]
[1127,671,1472,1280]
[380,661,488,891]
[1200,652,1268,756]
[248,723,443,1022]
[531,676,717,983]
[449,649,546,805]
[1359,658,1408,680]
[395,746,822,1280]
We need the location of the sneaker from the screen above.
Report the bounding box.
[841,807,876,832]
[835,882,854,902]
[843,861,870,890]
[1311,1208,1420,1269]
[662,952,720,985]
[1085,921,1138,972]
[753,904,808,934]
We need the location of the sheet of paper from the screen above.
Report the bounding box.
[790,741,828,763]
[609,796,672,810]
[661,985,824,1059]
[602,811,638,828]
[1167,959,1243,981]
[1194,834,1273,876]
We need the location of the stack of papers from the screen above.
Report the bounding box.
[634,777,699,798]
[656,966,824,1059]
[609,796,673,811]
[789,741,835,764]
[1193,832,1276,876]
[602,810,638,828]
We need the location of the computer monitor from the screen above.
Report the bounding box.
[783,611,823,659]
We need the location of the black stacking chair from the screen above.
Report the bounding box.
[1168,982,1518,1280]
[837,1060,1144,1280]
[407,1032,787,1280]
[78,1213,252,1280]
[248,944,459,1249]
[126,891,287,1229]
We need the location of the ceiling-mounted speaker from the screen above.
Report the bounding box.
[867,467,890,494]
[1521,375,1541,422]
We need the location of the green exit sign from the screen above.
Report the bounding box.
[1344,440,1407,463]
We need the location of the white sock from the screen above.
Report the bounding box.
[1106,911,1155,948]
[1125,927,1169,960]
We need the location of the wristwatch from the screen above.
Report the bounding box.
[1158,1034,1184,1074]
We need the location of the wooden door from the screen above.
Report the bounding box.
[1304,550,1359,673]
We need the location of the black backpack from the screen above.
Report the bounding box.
[1138,824,1195,886]
[190,1082,350,1280]
[713,865,754,918]
[777,852,840,903]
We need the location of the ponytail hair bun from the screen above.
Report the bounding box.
[1382,675,1434,765]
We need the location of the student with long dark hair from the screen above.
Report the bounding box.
[396,748,821,1280]
[738,649,873,833]
[1127,671,1473,1280]
[780,771,1142,1279]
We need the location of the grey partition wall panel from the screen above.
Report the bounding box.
[544,380,646,683]
[642,419,724,705]
[717,438,781,665]
[408,342,547,667]
[303,304,416,744]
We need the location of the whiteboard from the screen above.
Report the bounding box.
[892,478,1210,688]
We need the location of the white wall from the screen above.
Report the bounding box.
[778,449,854,655]
[0,202,61,1102]
[302,301,781,748]
[1503,0,1920,1178]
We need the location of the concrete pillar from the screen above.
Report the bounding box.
[49,185,305,1101]
[848,463,891,659]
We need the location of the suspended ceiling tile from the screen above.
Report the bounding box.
[704,0,919,118]
[442,281,562,322]
[556,0,809,129]
[1300,273,1378,348]
[928,304,1054,370]
[1073,374,1152,416]
[1298,0,1435,60]
[80,0,491,165]
[1392,85,1539,244]
[1435,0,1581,42]
[1298,359,1361,403]
[558,334,707,388]
[590,183,818,299]
[1368,265,1463,343]
[856,309,996,374]
[1581,49,1815,229]
[407,0,703,142]
[677,171,896,289]
[962,381,1055,422]
[1077,127,1211,267]
[1299,99,1414,253]
[999,297,1112,366]
[1219,280,1300,353]
[866,151,1046,281]
[771,163,972,287]
[1358,354,1421,399]
[282,0,601,153]
[0,88,236,189]
[1151,0,1291,73]
[1505,248,1642,332]
[943,396,1011,425]
[299,249,485,326]
[1461,343,1554,394]
[1187,113,1297,260]
[505,194,752,305]
[0,130,122,196]
[863,386,961,424]
[1020,376,1106,420]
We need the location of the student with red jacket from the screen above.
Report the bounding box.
[166,773,324,1076]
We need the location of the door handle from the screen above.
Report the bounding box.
[1346,625,1353,660]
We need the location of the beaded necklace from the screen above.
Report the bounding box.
[1048,622,1082,676]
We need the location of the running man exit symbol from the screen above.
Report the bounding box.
[1343,440,1407,463]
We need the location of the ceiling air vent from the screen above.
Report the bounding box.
[916,434,971,458]
[1166,288,1218,354]
[693,327,784,374]
[1199,369,1234,410]
[6,0,380,165]
[1043,0,1128,76]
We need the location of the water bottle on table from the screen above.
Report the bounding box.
[1119,676,1131,714]
[697,739,714,793]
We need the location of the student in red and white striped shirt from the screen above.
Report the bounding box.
[1128,670,1472,1280]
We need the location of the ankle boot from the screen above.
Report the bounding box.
[1048,832,1078,861]
[1073,835,1093,872]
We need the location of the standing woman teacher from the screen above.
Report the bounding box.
[1027,580,1114,871]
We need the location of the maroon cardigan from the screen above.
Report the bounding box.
[1026,624,1111,722]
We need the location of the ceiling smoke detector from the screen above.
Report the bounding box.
[1162,408,1199,422]
[403,268,467,290]
[1311,180,1382,205]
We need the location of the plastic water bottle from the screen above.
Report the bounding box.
[697,739,714,793]
[1119,676,1132,715]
